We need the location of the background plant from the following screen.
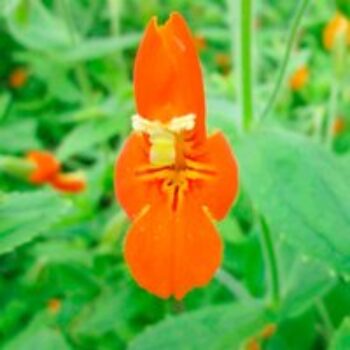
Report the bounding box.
[0,0,349,349]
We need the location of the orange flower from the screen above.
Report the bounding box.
[27,150,61,184]
[323,12,350,50]
[193,34,206,52]
[244,324,277,350]
[260,323,277,339]
[289,65,309,91]
[333,116,346,135]
[245,339,261,350]
[9,67,28,89]
[26,150,86,193]
[115,13,239,299]
[215,53,231,68]
[50,172,86,193]
[47,298,61,315]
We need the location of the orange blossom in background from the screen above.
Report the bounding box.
[27,150,86,193]
[289,65,309,91]
[323,12,350,50]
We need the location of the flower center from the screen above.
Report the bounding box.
[132,113,195,168]
[132,114,215,211]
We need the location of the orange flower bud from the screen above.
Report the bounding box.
[9,68,28,89]
[50,172,86,193]
[26,150,60,184]
[245,338,261,350]
[193,35,206,52]
[47,298,61,315]
[333,116,346,135]
[260,323,277,339]
[323,12,350,50]
[289,65,309,91]
[215,53,231,69]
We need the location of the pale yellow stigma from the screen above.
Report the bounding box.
[131,114,196,166]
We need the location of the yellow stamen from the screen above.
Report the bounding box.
[132,113,196,167]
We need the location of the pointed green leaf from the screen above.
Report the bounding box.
[236,130,350,274]
[330,318,350,350]
[129,302,270,350]
[0,191,70,255]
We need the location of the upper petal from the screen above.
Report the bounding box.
[191,132,239,220]
[125,196,222,299]
[134,13,205,142]
[115,133,162,219]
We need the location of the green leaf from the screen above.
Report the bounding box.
[6,0,71,52]
[235,129,350,274]
[268,309,317,350]
[31,240,93,266]
[73,288,137,338]
[330,317,350,350]
[129,302,270,350]
[336,0,350,18]
[4,313,71,350]
[0,120,41,153]
[0,93,11,119]
[280,254,336,317]
[57,34,141,63]
[56,117,123,161]
[207,97,240,144]
[0,191,70,255]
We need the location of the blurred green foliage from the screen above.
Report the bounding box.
[0,0,349,349]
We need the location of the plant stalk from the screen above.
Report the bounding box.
[59,0,93,102]
[238,0,254,130]
[260,217,280,309]
[260,0,310,121]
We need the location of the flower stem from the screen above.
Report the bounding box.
[316,300,334,340]
[324,35,346,148]
[238,0,254,130]
[260,217,280,309]
[325,76,339,148]
[0,156,34,179]
[260,0,310,121]
[172,299,185,314]
[215,268,253,302]
[59,0,93,102]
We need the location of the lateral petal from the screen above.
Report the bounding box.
[115,133,162,219]
[192,132,239,220]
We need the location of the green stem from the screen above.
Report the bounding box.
[260,0,310,121]
[0,156,35,179]
[59,0,93,102]
[316,300,334,340]
[325,75,339,148]
[260,217,280,309]
[108,0,122,36]
[238,0,254,130]
[171,299,185,314]
[324,35,346,148]
[215,268,253,301]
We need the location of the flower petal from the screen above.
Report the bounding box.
[26,150,60,184]
[323,12,350,50]
[192,132,239,220]
[50,172,86,193]
[125,196,222,299]
[115,133,162,219]
[134,13,205,141]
